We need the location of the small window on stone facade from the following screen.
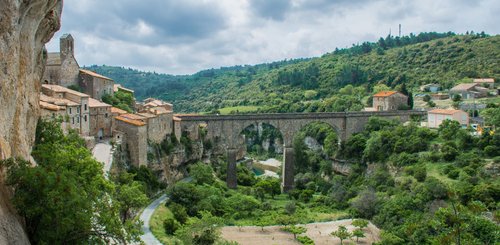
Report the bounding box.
[84,115,87,122]
[72,117,74,124]
[69,108,72,114]
[77,107,80,113]
[77,117,80,123]
[105,113,108,118]
[84,104,87,111]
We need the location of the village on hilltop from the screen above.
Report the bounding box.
[40,34,498,167]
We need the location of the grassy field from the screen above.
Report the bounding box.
[149,203,179,244]
[218,106,261,115]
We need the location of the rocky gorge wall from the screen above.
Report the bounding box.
[0,0,62,244]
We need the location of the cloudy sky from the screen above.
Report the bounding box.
[46,0,499,75]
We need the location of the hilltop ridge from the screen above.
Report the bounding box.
[88,32,499,113]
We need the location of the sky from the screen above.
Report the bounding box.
[46,0,500,75]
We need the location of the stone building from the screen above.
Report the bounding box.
[79,69,114,100]
[43,34,80,87]
[137,107,173,144]
[88,98,112,140]
[114,114,148,167]
[114,84,135,96]
[473,78,495,88]
[373,91,408,111]
[41,84,90,136]
[138,98,173,112]
[450,83,488,99]
[428,109,469,128]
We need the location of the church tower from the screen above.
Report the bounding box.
[60,33,74,61]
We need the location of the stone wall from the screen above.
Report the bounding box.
[146,112,173,144]
[0,0,62,243]
[79,74,114,100]
[114,119,148,167]
[89,107,112,138]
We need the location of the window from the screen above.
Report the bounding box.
[77,117,80,123]
[84,115,87,122]
[84,104,87,111]
[69,108,72,114]
[77,107,80,113]
[72,117,74,124]
[105,113,108,118]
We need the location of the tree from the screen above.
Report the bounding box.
[438,120,461,140]
[254,178,280,199]
[352,219,369,229]
[285,201,297,215]
[353,228,365,243]
[283,225,307,239]
[331,225,352,245]
[169,203,188,224]
[175,211,223,245]
[190,162,215,185]
[351,189,378,219]
[114,175,149,222]
[2,119,139,244]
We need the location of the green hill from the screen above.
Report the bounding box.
[87,32,499,113]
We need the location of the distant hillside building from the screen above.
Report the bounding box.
[372,91,408,111]
[473,78,495,88]
[419,83,441,93]
[428,109,469,128]
[43,34,80,87]
[449,83,488,99]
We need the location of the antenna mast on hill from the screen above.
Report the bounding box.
[399,24,402,37]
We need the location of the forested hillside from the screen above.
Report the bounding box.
[87,32,499,113]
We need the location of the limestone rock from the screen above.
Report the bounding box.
[0,0,62,243]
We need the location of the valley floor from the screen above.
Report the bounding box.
[221,219,380,245]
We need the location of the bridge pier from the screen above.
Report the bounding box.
[226,148,238,189]
[281,147,294,192]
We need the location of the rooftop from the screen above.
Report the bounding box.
[111,107,128,115]
[39,101,64,111]
[373,91,398,97]
[42,84,89,98]
[450,83,478,91]
[473,78,494,83]
[88,98,111,108]
[40,93,80,106]
[428,109,465,115]
[114,116,146,126]
[114,84,135,93]
[137,112,157,118]
[79,69,113,81]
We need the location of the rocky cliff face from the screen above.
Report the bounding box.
[0,0,62,244]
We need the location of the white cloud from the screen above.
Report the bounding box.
[47,0,500,75]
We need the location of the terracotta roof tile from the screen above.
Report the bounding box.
[450,83,477,91]
[428,109,464,115]
[373,91,398,97]
[115,116,146,126]
[88,97,111,108]
[39,101,63,111]
[42,84,89,98]
[79,69,113,81]
[111,107,128,115]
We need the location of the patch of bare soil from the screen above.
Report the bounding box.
[221,219,380,245]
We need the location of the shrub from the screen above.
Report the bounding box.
[164,217,180,235]
[285,201,297,215]
[297,235,314,245]
[447,169,460,179]
[413,165,427,182]
[169,203,188,224]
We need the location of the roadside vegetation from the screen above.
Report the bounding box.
[151,117,499,244]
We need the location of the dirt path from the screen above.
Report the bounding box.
[222,219,380,245]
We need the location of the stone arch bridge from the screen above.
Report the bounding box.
[175,110,425,191]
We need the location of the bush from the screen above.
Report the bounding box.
[300,190,315,203]
[411,165,427,182]
[285,201,297,215]
[297,235,314,245]
[164,217,180,235]
[169,203,188,224]
[447,169,460,179]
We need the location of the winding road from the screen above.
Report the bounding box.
[139,194,168,245]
